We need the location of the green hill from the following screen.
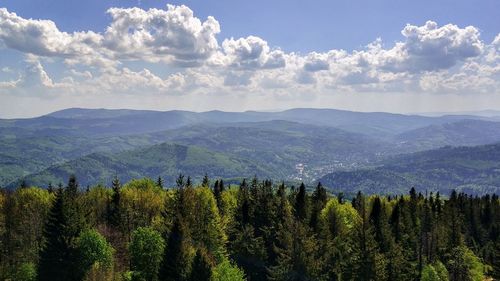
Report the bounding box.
[318,143,500,195]
[16,142,278,188]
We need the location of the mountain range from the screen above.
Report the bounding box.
[2,107,500,194]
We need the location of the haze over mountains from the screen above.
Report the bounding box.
[2,107,500,194]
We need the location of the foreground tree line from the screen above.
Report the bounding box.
[0,175,498,281]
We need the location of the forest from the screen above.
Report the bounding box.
[0,175,498,281]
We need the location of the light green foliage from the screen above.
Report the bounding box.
[463,247,485,281]
[211,259,246,281]
[447,246,485,281]
[129,227,165,281]
[0,178,498,281]
[192,187,227,262]
[121,179,166,233]
[11,187,54,263]
[78,229,114,270]
[220,188,238,229]
[422,262,454,281]
[320,198,360,236]
[421,264,440,281]
[10,262,36,281]
[82,186,112,227]
[434,261,449,281]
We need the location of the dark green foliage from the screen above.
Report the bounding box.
[159,218,192,281]
[37,189,82,281]
[309,182,327,231]
[157,176,164,189]
[294,183,308,221]
[1,175,498,281]
[189,249,213,281]
[107,176,122,228]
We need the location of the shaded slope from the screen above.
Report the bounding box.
[318,143,500,195]
[15,143,277,188]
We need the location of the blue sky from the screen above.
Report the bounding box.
[4,0,499,52]
[0,0,499,117]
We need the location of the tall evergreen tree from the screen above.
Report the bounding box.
[294,183,308,221]
[189,249,213,281]
[202,174,210,188]
[351,193,381,281]
[159,218,193,281]
[107,176,122,228]
[37,189,82,281]
[369,197,392,253]
[310,182,327,231]
[213,180,223,212]
[67,175,78,195]
[157,176,164,189]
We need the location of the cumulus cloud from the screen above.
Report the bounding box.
[303,52,330,72]
[0,4,498,114]
[378,21,484,73]
[103,5,220,65]
[221,36,286,69]
[0,5,220,67]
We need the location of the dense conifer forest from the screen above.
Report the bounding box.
[0,175,498,281]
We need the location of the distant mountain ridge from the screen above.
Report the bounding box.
[2,107,495,138]
[318,143,500,195]
[2,107,500,194]
[394,119,500,151]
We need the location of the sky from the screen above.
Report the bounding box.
[0,0,499,118]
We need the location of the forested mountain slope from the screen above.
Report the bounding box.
[15,143,277,188]
[1,177,497,281]
[318,143,500,195]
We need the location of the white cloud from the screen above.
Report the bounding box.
[303,52,330,72]
[103,5,220,65]
[379,21,484,72]
[0,5,220,67]
[221,36,286,69]
[0,4,499,116]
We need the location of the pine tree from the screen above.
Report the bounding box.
[159,218,193,281]
[369,197,392,253]
[176,174,185,188]
[37,189,82,281]
[67,175,78,195]
[213,180,223,212]
[294,183,308,221]
[157,176,164,189]
[310,182,327,232]
[20,179,28,189]
[202,174,210,188]
[351,192,381,281]
[107,176,122,228]
[219,180,225,193]
[189,249,213,281]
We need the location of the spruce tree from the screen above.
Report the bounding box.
[37,189,82,281]
[351,193,380,281]
[157,176,164,189]
[310,182,327,231]
[107,176,122,228]
[202,174,210,188]
[159,218,192,281]
[189,249,213,281]
[369,197,392,253]
[294,183,308,221]
[213,180,223,212]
